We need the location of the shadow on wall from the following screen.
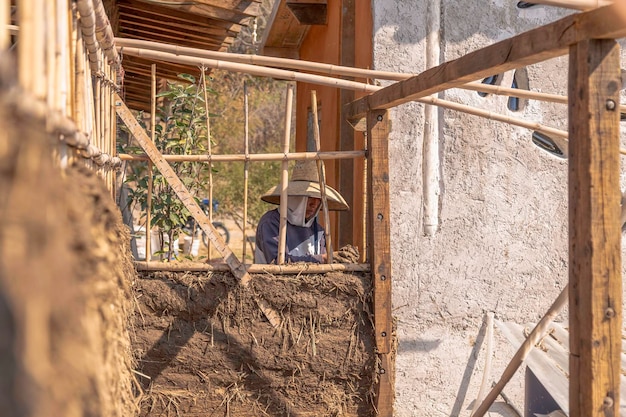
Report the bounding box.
[397,338,441,353]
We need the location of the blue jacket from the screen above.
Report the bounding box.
[255,209,326,264]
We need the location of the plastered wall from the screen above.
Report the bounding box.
[371,2,626,415]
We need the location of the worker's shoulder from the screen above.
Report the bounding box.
[258,208,280,226]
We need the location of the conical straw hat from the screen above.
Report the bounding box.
[261,160,349,211]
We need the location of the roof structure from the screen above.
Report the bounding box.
[104,0,262,111]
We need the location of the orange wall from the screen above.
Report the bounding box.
[296,0,372,252]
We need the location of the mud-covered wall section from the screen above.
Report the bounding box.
[132,271,376,417]
[0,66,137,417]
[371,2,626,415]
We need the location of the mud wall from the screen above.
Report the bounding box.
[0,73,137,417]
[371,2,626,415]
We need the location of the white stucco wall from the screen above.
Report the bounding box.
[371,2,626,416]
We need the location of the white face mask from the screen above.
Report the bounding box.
[286,196,317,227]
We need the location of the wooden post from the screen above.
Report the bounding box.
[278,84,295,265]
[367,109,393,416]
[338,0,355,248]
[568,39,621,417]
[311,90,333,263]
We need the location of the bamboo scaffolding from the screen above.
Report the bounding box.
[118,150,366,162]
[242,80,250,263]
[311,90,333,263]
[201,67,214,261]
[278,84,295,265]
[115,45,618,156]
[134,261,370,274]
[113,37,626,114]
[471,285,569,417]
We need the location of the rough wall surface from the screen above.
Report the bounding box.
[371,2,626,416]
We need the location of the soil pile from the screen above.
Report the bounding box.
[0,77,137,417]
[132,270,377,417]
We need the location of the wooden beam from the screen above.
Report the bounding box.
[118,0,244,31]
[367,109,393,416]
[345,4,626,120]
[568,39,621,417]
[286,0,327,25]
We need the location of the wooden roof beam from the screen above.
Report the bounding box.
[345,4,626,120]
[119,0,245,31]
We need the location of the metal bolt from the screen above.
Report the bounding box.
[605,307,616,318]
[377,213,384,221]
[381,331,387,337]
[381,275,387,281]
[606,99,616,111]
[377,115,383,121]
[603,396,614,408]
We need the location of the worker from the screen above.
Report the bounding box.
[255,160,349,264]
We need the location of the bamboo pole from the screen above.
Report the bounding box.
[45,0,56,111]
[104,59,111,189]
[310,90,333,263]
[471,312,494,416]
[146,63,156,262]
[278,84,295,265]
[201,67,214,262]
[115,37,412,81]
[471,285,569,417]
[242,80,250,263]
[517,0,612,10]
[134,261,370,274]
[114,45,589,146]
[93,0,119,67]
[0,0,8,49]
[18,0,46,99]
[118,150,366,162]
[113,37,626,112]
[76,0,101,72]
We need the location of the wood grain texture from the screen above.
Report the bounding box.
[367,109,392,355]
[346,4,626,119]
[568,39,622,417]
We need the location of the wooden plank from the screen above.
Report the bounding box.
[376,352,394,417]
[367,109,392,354]
[113,94,252,286]
[337,0,355,248]
[117,16,229,40]
[496,321,570,413]
[345,4,626,120]
[119,0,245,30]
[568,39,621,417]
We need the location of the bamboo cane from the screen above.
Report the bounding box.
[0,0,8,49]
[146,63,156,261]
[104,60,112,188]
[93,0,119,67]
[201,67,214,262]
[45,0,56,111]
[74,9,87,166]
[242,80,250,263]
[134,261,370,274]
[278,84,295,265]
[75,0,100,72]
[115,37,412,81]
[471,285,569,417]
[18,0,45,99]
[471,312,494,416]
[118,150,367,162]
[310,90,333,263]
[114,46,585,144]
[517,0,611,10]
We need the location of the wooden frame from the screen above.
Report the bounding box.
[344,4,624,417]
